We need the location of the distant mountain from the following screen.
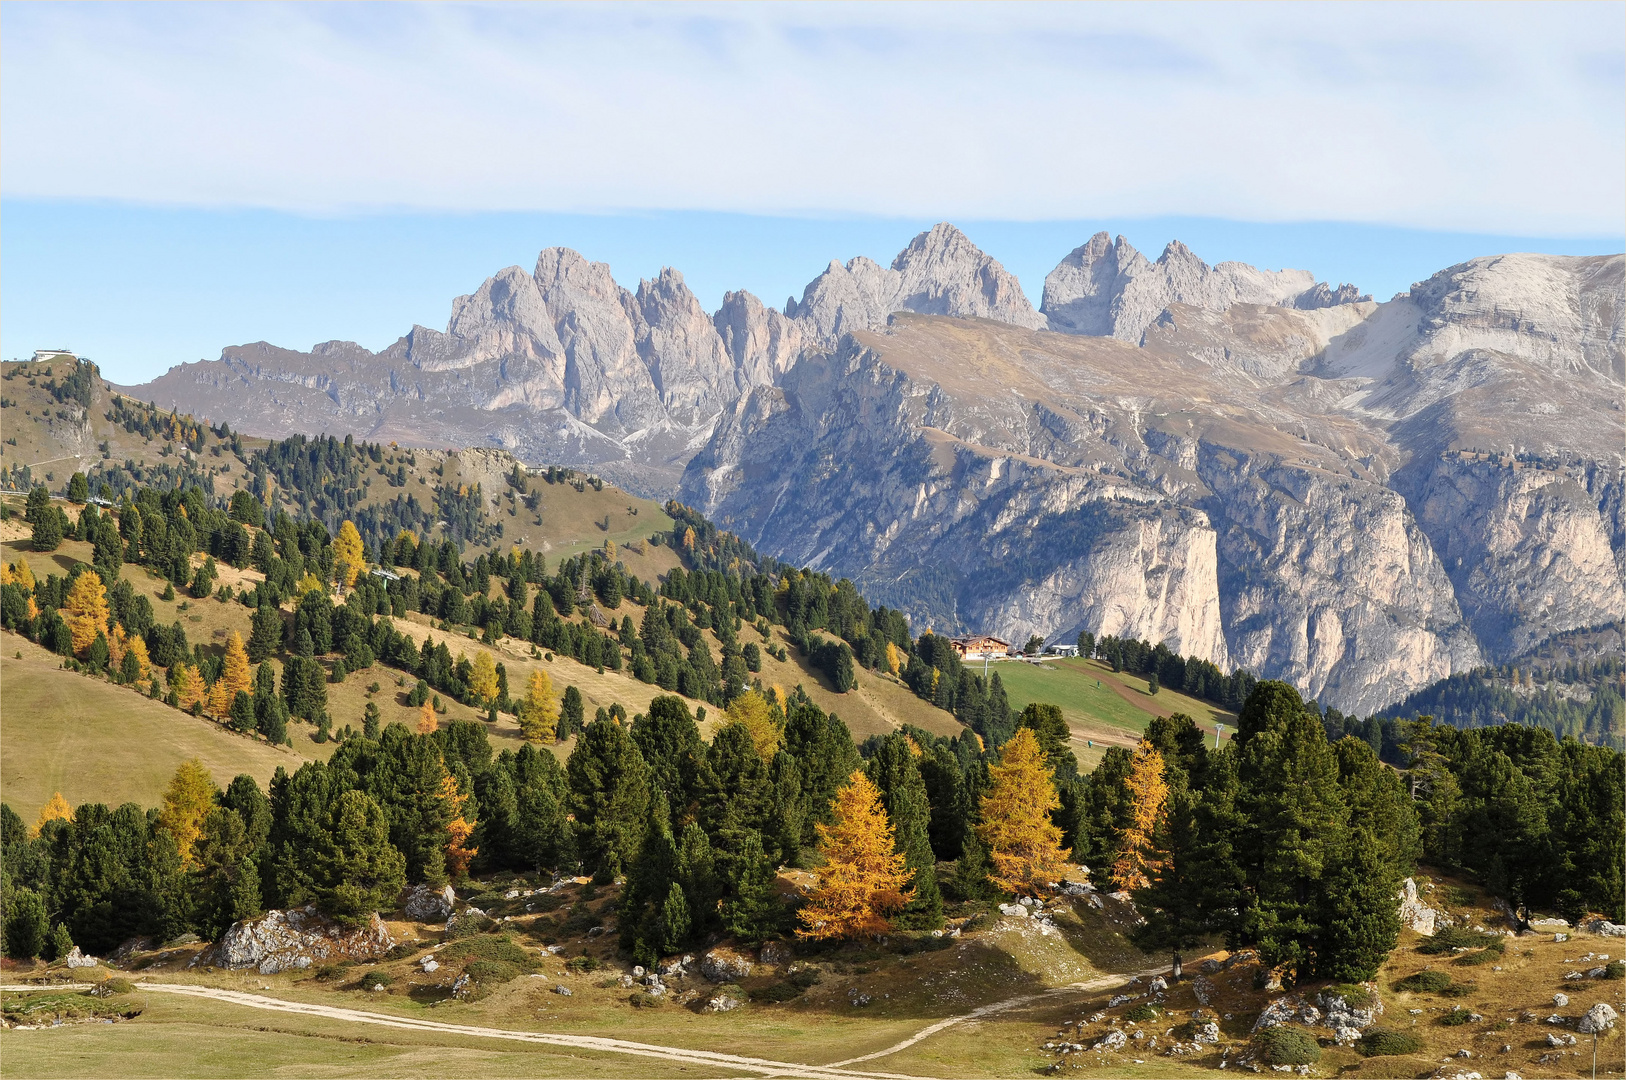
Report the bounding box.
[122,227,1625,713]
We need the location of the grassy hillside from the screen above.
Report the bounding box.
[995,657,1235,770]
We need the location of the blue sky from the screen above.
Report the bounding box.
[3,2,1622,383]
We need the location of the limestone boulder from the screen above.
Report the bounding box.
[206,905,392,974]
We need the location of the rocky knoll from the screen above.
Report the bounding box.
[196,904,393,974]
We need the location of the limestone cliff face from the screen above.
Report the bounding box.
[1042,232,1368,343]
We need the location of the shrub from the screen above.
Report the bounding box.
[441,935,534,969]
[1357,1029,1424,1057]
[463,960,521,986]
[1125,1003,1160,1023]
[1440,981,1476,998]
[1453,941,1505,966]
[1438,1007,1474,1026]
[358,971,393,991]
[566,955,601,974]
[1605,961,1625,980]
[91,977,134,997]
[382,943,421,962]
[1253,1026,1320,1066]
[750,982,804,1003]
[1392,970,1454,994]
[628,990,663,1008]
[1417,926,1499,956]
[1324,983,1375,1009]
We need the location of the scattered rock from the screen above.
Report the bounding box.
[999,903,1029,918]
[553,985,572,996]
[1194,1021,1221,1044]
[420,959,439,973]
[201,905,393,974]
[1554,993,1569,1007]
[1398,877,1447,936]
[1588,919,1626,937]
[1149,976,1167,992]
[1094,1030,1128,1051]
[1199,959,1222,974]
[402,884,456,922]
[1555,933,1568,943]
[1193,975,1216,1006]
[758,941,790,966]
[1546,1033,1578,1047]
[1334,1026,1361,1044]
[64,947,98,969]
[586,926,606,939]
[703,992,742,1013]
[450,973,474,1000]
[699,947,754,983]
[1580,1003,1618,1034]
[1530,918,1569,928]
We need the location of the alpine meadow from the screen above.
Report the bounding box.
[2,5,1624,1079]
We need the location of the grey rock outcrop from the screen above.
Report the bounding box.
[203,905,393,974]
[1580,1003,1618,1033]
[402,883,456,922]
[699,946,754,983]
[1041,232,1363,342]
[1398,878,1446,936]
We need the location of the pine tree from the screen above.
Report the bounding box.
[631,695,704,817]
[62,570,109,657]
[1316,826,1402,981]
[566,714,652,875]
[158,758,219,869]
[30,507,63,553]
[517,669,559,742]
[248,602,282,663]
[3,888,49,959]
[978,728,1069,896]
[951,832,995,901]
[797,770,912,941]
[47,922,75,963]
[309,790,406,927]
[332,520,365,588]
[659,883,692,954]
[722,832,783,942]
[865,733,942,928]
[675,822,722,938]
[561,685,584,738]
[1110,739,1169,891]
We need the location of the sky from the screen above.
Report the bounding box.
[3,1,1622,383]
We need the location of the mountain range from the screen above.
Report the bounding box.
[122,226,1626,713]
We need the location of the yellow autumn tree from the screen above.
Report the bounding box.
[797,771,913,940]
[296,571,325,597]
[440,770,477,879]
[2,557,35,591]
[417,699,438,734]
[469,650,499,706]
[517,669,558,742]
[107,623,130,669]
[723,689,780,759]
[221,631,253,700]
[208,675,234,718]
[34,792,72,835]
[977,727,1069,896]
[1110,739,1169,891]
[158,758,218,868]
[333,520,365,588]
[62,569,110,657]
[884,641,905,676]
[124,634,151,683]
[175,664,207,711]
[768,684,788,713]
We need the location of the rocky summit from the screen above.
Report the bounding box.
[125,228,1625,713]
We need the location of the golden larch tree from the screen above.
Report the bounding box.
[175,664,208,711]
[723,689,780,759]
[221,631,253,699]
[124,634,151,683]
[35,792,72,835]
[1110,739,1169,891]
[158,758,218,868]
[977,727,1069,896]
[333,520,365,588]
[440,769,478,879]
[797,770,913,940]
[469,650,499,706]
[107,624,130,669]
[62,569,109,657]
[417,699,438,734]
[884,641,904,676]
[208,675,234,718]
[296,570,325,597]
[517,669,558,742]
[2,557,36,591]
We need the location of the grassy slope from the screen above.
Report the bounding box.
[995,657,1236,771]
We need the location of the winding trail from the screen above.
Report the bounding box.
[5,967,1165,1077]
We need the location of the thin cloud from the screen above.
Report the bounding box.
[1,1,1620,235]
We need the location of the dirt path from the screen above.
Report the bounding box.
[827,966,1168,1068]
[6,965,1166,1077]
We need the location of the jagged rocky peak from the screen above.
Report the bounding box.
[1041,231,1368,342]
[786,222,1046,347]
[713,289,804,390]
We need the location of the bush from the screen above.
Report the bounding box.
[1440,981,1476,998]
[91,977,134,998]
[1253,1026,1320,1066]
[1453,941,1505,966]
[1605,961,1625,980]
[1417,926,1499,956]
[628,990,663,1008]
[1357,1029,1424,1057]
[463,960,521,986]
[1393,970,1454,994]
[358,971,393,991]
[382,943,421,962]
[750,982,804,1003]
[565,955,601,974]
[1125,1003,1160,1023]
[441,936,534,969]
[1438,1007,1474,1026]
[1324,983,1375,1009]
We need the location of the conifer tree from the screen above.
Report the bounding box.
[722,832,782,942]
[978,728,1069,896]
[62,569,109,657]
[560,685,584,739]
[332,520,365,588]
[222,631,253,700]
[1110,739,1169,890]
[723,690,780,759]
[865,733,942,928]
[470,651,499,706]
[797,771,912,940]
[951,832,995,901]
[417,700,437,734]
[440,770,477,879]
[631,695,704,816]
[309,790,406,927]
[698,721,776,873]
[158,758,219,869]
[30,506,62,552]
[517,669,559,742]
[1316,826,1402,981]
[659,883,692,954]
[566,714,652,874]
[675,821,722,937]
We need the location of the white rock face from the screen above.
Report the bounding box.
[64,947,98,969]
[699,947,754,983]
[1580,1003,1618,1033]
[402,884,456,922]
[1397,878,1445,936]
[208,905,393,974]
[1041,232,1357,342]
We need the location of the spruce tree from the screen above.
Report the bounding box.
[865,733,942,928]
[950,833,995,901]
[675,822,722,938]
[698,722,776,873]
[658,883,692,954]
[1316,826,1402,981]
[722,833,782,942]
[309,790,406,928]
[565,714,652,875]
[631,695,704,815]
